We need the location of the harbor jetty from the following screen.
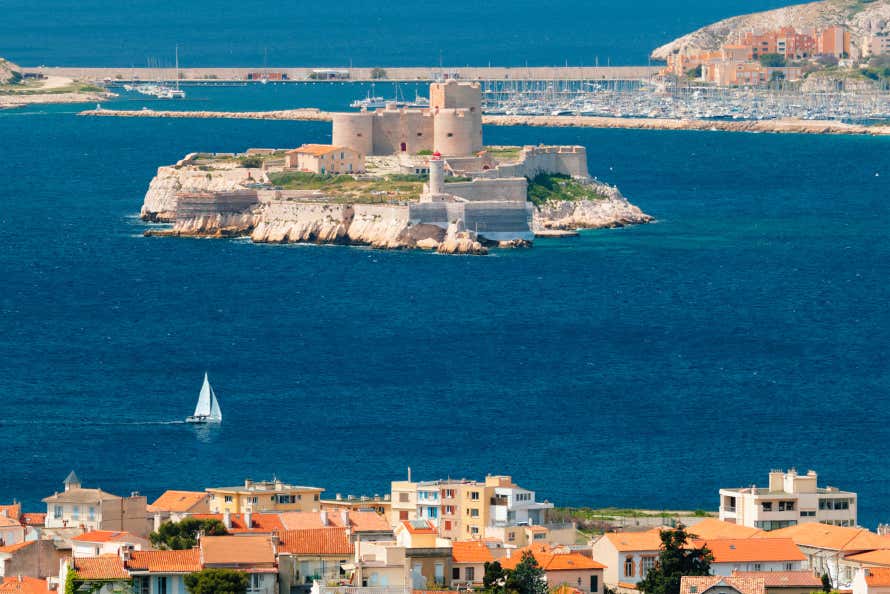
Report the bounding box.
[82,107,890,136]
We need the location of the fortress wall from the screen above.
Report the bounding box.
[430,81,482,110]
[494,147,589,179]
[442,178,528,202]
[175,190,259,218]
[434,109,483,156]
[462,202,534,241]
[332,113,373,155]
[371,110,434,155]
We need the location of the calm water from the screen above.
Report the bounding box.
[0,86,889,526]
[2,0,798,67]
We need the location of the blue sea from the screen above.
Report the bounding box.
[1,82,889,525]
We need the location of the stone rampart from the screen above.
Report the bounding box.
[493,146,589,179]
[441,178,528,203]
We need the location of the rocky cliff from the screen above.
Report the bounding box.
[652,0,890,59]
[0,58,20,84]
[534,195,653,231]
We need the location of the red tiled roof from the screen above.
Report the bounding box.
[680,576,765,594]
[698,538,805,563]
[189,513,284,533]
[0,576,51,594]
[501,544,605,571]
[0,517,21,528]
[279,528,354,555]
[452,541,495,564]
[0,505,21,522]
[732,571,821,588]
[148,491,208,513]
[278,511,390,532]
[20,514,45,527]
[73,530,143,543]
[603,529,665,552]
[845,549,890,567]
[688,519,763,540]
[401,520,436,535]
[757,523,888,552]
[127,549,202,573]
[201,535,275,566]
[865,568,890,587]
[288,144,349,157]
[0,541,34,554]
[72,556,129,580]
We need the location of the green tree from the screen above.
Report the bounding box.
[638,526,713,594]
[483,561,507,591]
[759,53,786,67]
[821,573,832,593]
[150,518,228,550]
[505,551,548,594]
[370,68,388,79]
[184,569,248,594]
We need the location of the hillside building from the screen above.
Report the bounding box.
[41,472,149,537]
[719,469,857,531]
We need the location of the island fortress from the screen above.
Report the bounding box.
[139,81,650,254]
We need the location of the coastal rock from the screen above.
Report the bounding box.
[436,223,488,255]
[534,194,653,231]
[141,162,266,222]
[0,58,20,84]
[251,202,352,244]
[145,212,258,238]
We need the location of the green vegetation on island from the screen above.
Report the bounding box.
[526,173,608,206]
[267,171,425,203]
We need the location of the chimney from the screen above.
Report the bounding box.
[244,479,253,489]
[223,510,232,530]
[407,467,412,482]
[320,510,329,526]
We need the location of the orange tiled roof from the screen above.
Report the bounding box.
[401,520,436,535]
[289,144,348,157]
[688,519,763,540]
[148,491,207,513]
[757,523,888,552]
[0,505,21,522]
[697,538,805,563]
[680,576,765,594]
[189,513,284,533]
[0,517,21,528]
[452,541,495,564]
[201,535,275,566]
[500,544,605,571]
[0,541,34,554]
[72,555,129,580]
[603,528,665,552]
[845,549,890,567]
[0,576,51,594]
[731,571,821,587]
[278,511,390,532]
[20,514,45,526]
[865,568,890,587]
[127,549,202,573]
[279,528,354,556]
[73,530,143,543]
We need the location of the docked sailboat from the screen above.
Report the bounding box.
[186,372,222,424]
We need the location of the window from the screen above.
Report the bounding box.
[785,563,794,571]
[508,532,515,542]
[314,494,319,501]
[801,510,816,517]
[590,576,598,593]
[400,511,409,520]
[470,527,479,534]
[445,506,455,515]
[88,506,96,521]
[54,505,62,519]
[466,567,475,582]
[224,495,233,503]
[625,556,635,577]
[94,547,100,556]
[72,506,79,520]
[249,496,258,504]
[445,490,455,499]
[340,152,345,159]
[754,564,762,571]
[157,577,168,594]
[250,574,262,591]
[399,493,410,503]
[642,556,656,575]
[762,502,773,512]
[470,508,479,518]
[444,520,452,530]
[447,133,454,137]
[779,501,795,511]
[470,492,480,501]
[138,577,149,594]
[453,568,460,580]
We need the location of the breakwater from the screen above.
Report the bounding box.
[26,65,658,83]
[81,108,890,136]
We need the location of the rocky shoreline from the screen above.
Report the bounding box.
[140,163,651,255]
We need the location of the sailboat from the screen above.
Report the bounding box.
[186,372,222,424]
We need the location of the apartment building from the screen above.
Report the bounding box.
[42,472,149,537]
[719,469,857,531]
[206,479,324,514]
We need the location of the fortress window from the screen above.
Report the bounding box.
[417,132,423,137]
[357,133,363,137]
[470,107,475,112]
[447,133,454,137]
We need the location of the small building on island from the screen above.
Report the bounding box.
[285,144,364,175]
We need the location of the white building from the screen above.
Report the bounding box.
[719,469,857,531]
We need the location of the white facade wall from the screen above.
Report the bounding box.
[710,560,803,577]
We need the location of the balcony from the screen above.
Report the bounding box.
[720,506,737,514]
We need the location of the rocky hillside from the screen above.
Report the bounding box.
[652,0,890,59]
[0,58,21,84]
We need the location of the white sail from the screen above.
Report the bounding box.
[208,385,222,422]
[193,373,213,418]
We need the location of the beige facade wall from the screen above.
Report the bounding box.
[391,481,418,526]
[207,488,322,514]
[289,148,363,174]
[546,569,605,594]
[456,483,490,539]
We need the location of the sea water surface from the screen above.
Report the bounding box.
[0,86,889,524]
